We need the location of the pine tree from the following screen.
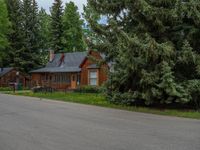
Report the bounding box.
[5,0,24,69]
[82,4,101,48]
[21,0,41,72]
[0,0,10,67]
[86,0,200,107]
[38,8,51,65]
[62,1,86,52]
[50,0,63,53]
[31,0,40,53]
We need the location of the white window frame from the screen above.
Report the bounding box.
[89,70,98,86]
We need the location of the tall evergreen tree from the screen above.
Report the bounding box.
[62,1,86,52]
[0,0,10,67]
[50,0,63,53]
[31,0,40,53]
[38,8,51,65]
[21,0,41,72]
[86,0,200,108]
[5,0,24,68]
[82,4,101,47]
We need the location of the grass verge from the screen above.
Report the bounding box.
[3,91,200,119]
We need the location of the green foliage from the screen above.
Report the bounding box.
[83,4,105,51]
[107,92,136,105]
[3,0,87,72]
[75,85,100,93]
[156,61,189,104]
[0,87,12,91]
[86,0,200,109]
[184,80,200,111]
[5,0,24,68]
[5,0,42,72]
[50,0,63,53]
[19,0,42,72]
[38,8,51,65]
[62,1,86,52]
[0,0,11,66]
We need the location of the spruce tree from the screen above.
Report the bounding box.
[5,0,24,69]
[50,0,63,53]
[0,0,10,67]
[31,0,40,53]
[82,4,101,48]
[21,0,41,72]
[62,1,86,52]
[38,8,51,65]
[86,0,200,108]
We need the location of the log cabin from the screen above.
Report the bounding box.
[0,67,30,88]
[30,50,108,90]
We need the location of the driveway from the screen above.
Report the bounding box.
[0,94,199,150]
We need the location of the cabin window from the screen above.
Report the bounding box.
[89,70,98,86]
[53,74,71,83]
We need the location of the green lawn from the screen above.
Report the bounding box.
[3,91,200,119]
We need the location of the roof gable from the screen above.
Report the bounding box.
[0,68,14,77]
[31,52,88,73]
[79,50,106,68]
[46,52,87,68]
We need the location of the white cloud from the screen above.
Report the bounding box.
[37,0,87,13]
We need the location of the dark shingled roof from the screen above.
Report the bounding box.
[31,52,87,73]
[0,68,14,77]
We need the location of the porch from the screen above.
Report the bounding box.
[32,72,81,90]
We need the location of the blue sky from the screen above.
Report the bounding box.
[37,0,87,13]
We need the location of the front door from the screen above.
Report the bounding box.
[71,74,77,89]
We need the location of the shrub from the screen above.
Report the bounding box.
[107,92,137,105]
[75,85,101,93]
[32,86,55,93]
[0,87,12,91]
[185,80,200,111]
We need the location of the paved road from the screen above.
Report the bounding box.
[0,94,199,150]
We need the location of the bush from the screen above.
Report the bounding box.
[75,85,101,93]
[0,87,12,91]
[32,86,56,93]
[185,80,200,111]
[107,92,137,105]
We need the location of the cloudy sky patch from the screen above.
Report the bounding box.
[37,0,87,13]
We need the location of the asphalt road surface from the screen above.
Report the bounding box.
[0,94,199,150]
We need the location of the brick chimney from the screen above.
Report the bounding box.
[49,50,55,62]
[59,53,65,66]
